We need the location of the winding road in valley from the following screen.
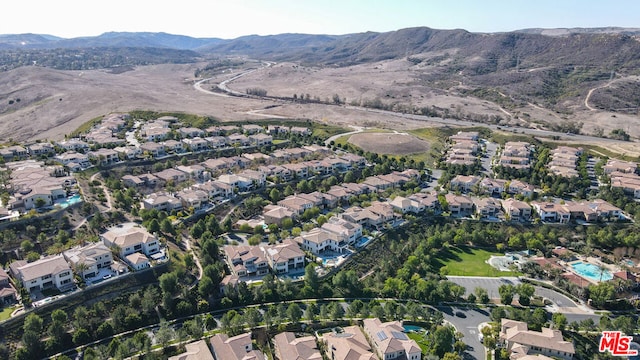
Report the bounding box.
[204,60,637,149]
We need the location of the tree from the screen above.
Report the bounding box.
[429,325,455,358]
[304,264,319,292]
[305,303,318,321]
[287,303,303,324]
[198,276,215,298]
[588,282,615,308]
[343,170,355,183]
[498,284,515,305]
[269,188,281,203]
[552,313,567,331]
[516,283,535,306]
[147,218,160,234]
[159,272,179,295]
[72,328,91,346]
[330,302,345,320]
[613,315,635,336]
[248,234,263,246]
[155,321,174,350]
[244,308,262,328]
[20,240,34,253]
[24,313,43,333]
[474,287,490,304]
[161,218,175,235]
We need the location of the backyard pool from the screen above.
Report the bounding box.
[570,261,613,282]
[56,194,82,208]
[355,236,372,248]
[403,325,425,333]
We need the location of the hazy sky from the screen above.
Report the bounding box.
[3,0,639,39]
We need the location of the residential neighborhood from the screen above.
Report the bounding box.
[0,114,638,360]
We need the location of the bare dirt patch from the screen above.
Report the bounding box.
[348,132,430,155]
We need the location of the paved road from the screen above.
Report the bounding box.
[324,125,365,146]
[481,140,498,177]
[447,276,588,312]
[447,276,521,300]
[439,305,491,360]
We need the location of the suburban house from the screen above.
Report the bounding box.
[9,255,74,293]
[88,148,120,166]
[159,140,182,154]
[223,245,270,278]
[263,205,296,226]
[140,192,183,212]
[273,332,322,360]
[55,151,91,168]
[610,172,640,198]
[249,133,273,147]
[362,318,422,360]
[409,192,440,211]
[63,243,113,279]
[126,253,151,271]
[450,175,482,192]
[176,188,210,210]
[499,319,575,360]
[297,228,336,255]
[154,168,189,184]
[182,137,209,152]
[603,159,637,174]
[114,146,142,160]
[0,271,18,305]
[322,325,376,360]
[473,197,501,219]
[192,181,234,202]
[390,196,425,214]
[278,196,315,216]
[480,178,507,195]
[179,127,205,138]
[531,202,571,224]
[321,217,362,247]
[340,206,380,228]
[140,142,166,158]
[210,332,266,360]
[168,340,214,360]
[263,239,305,274]
[101,223,160,258]
[56,138,90,152]
[508,180,536,197]
[501,198,532,221]
[242,124,264,134]
[444,193,474,215]
[205,136,228,149]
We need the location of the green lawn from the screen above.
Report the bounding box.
[0,306,16,321]
[433,246,521,277]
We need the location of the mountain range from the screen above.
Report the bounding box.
[1,26,640,142]
[1,27,640,68]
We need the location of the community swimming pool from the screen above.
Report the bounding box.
[571,261,613,282]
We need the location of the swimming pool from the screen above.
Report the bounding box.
[570,261,613,282]
[61,194,82,208]
[403,325,425,333]
[355,236,372,248]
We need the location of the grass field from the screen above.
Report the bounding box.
[407,332,429,354]
[433,246,521,277]
[0,306,16,322]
